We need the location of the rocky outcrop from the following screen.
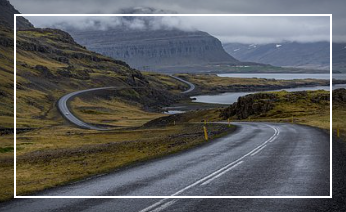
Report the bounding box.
[35,65,55,79]
[220,93,277,119]
[220,90,333,120]
[333,88,346,102]
[56,66,90,80]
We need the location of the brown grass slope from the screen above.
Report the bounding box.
[14,28,186,128]
[0,25,231,201]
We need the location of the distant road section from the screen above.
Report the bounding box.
[57,87,116,130]
[170,75,196,93]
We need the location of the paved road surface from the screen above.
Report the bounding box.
[1,122,331,212]
[57,76,195,130]
[169,75,195,93]
[57,87,117,130]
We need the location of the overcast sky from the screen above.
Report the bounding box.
[24,16,330,44]
[9,0,344,43]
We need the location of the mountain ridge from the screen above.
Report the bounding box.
[0,0,33,29]
[68,28,241,72]
[223,41,330,70]
[223,41,346,73]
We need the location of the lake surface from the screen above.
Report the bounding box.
[217,73,346,80]
[163,110,185,115]
[191,85,344,105]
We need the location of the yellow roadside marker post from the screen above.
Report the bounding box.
[337,126,340,138]
[173,120,176,126]
[203,126,208,141]
[228,118,231,127]
[291,115,294,123]
[204,119,207,125]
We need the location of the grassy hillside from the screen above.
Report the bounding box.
[14,28,186,129]
[161,89,345,139]
[220,90,330,129]
[0,19,343,202]
[0,27,233,201]
[217,89,346,137]
[0,26,14,129]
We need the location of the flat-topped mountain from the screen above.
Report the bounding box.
[68,29,242,72]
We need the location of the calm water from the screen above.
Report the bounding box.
[217,73,346,80]
[192,85,344,105]
[163,110,185,115]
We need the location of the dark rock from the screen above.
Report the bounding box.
[0,34,12,47]
[54,56,70,64]
[34,65,55,79]
[333,88,346,102]
[220,93,277,119]
[311,93,330,103]
[0,0,34,30]
[56,66,90,80]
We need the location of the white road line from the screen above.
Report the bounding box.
[250,145,267,156]
[138,200,167,212]
[138,125,280,212]
[150,200,179,212]
[267,125,279,142]
[170,126,279,196]
[201,161,244,185]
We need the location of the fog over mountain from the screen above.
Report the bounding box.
[25,15,336,72]
[25,16,330,45]
[8,0,346,72]
[10,0,346,42]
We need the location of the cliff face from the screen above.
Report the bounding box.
[69,29,239,72]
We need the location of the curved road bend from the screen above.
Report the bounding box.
[58,76,195,130]
[2,122,330,212]
[169,75,196,93]
[57,86,117,130]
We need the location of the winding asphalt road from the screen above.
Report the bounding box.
[1,122,330,212]
[169,75,196,93]
[57,76,195,130]
[57,86,118,130]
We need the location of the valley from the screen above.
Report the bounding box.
[0,3,345,210]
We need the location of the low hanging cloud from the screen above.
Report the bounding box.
[11,0,345,42]
[28,16,196,31]
[26,16,330,44]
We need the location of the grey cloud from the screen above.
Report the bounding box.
[26,16,196,31]
[10,0,342,42]
[25,16,330,44]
